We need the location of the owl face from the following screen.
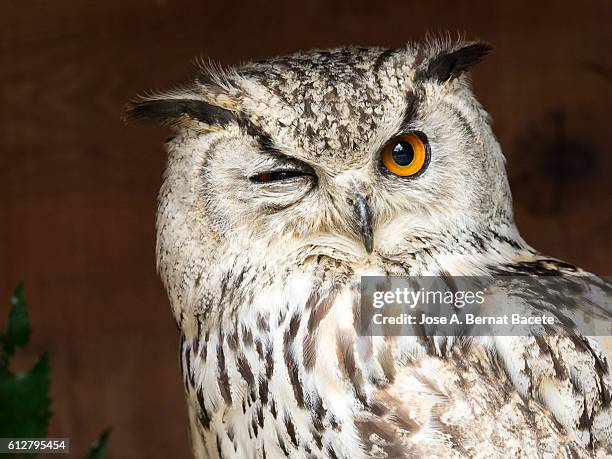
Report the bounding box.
[129,41,516,276]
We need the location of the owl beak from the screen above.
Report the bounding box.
[353,194,374,254]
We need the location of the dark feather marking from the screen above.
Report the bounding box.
[251,413,259,437]
[196,387,211,430]
[307,290,336,333]
[567,443,582,459]
[369,399,389,417]
[490,230,523,250]
[579,337,611,407]
[184,342,195,388]
[413,371,444,397]
[306,290,321,310]
[304,290,337,370]
[125,98,236,126]
[378,342,397,385]
[578,395,595,434]
[515,400,539,432]
[216,435,224,459]
[306,391,327,433]
[327,446,339,459]
[336,330,367,405]
[373,48,398,73]
[302,98,315,119]
[550,349,568,380]
[258,375,269,405]
[276,430,288,455]
[373,48,399,91]
[236,353,255,388]
[284,413,299,447]
[445,101,475,138]
[492,258,577,276]
[412,320,436,355]
[201,330,209,361]
[329,415,340,431]
[179,336,188,389]
[277,309,286,327]
[303,333,318,371]
[242,325,253,347]
[227,328,239,352]
[194,315,202,354]
[257,314,270,333]
[217,336,232,405]
[569,335,590,354]
[219,272,230,303]
[255,339,264,359]
[581,337,610,376]
[234,266,247,289]
[382,397,421,434]
[284,323,305,408]
[311,429,323,449]
[355,419,404,458]
[436,422,464,453]
[289,312,301,336]
[226,427,236,448]
[237,115,283,158]
[265,341,275,379]
[534,336,568,380]
[390,411,419,434]
[399,90,422,130]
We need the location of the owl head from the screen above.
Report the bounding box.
[127,39,523,302]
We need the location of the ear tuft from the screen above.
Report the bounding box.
[124,97,236,127]
[421,42,492,83]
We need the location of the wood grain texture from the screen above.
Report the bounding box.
[0,1,610,457]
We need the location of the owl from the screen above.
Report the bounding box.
[127,39,612,458]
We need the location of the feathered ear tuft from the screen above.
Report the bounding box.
[124,96,236,127]
[418,41,492,83]
[124,87,236,126]
[124,63,241,128]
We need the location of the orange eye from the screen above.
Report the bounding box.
[381,133,429,177]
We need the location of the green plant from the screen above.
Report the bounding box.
[0,284,110,458]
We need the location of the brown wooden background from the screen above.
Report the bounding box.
[1,1,610,457]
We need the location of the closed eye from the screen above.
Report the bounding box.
[250,170,311,183]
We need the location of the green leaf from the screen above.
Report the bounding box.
[0,353,52,437]
[1,283,31,358]
[84,429,111,459]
